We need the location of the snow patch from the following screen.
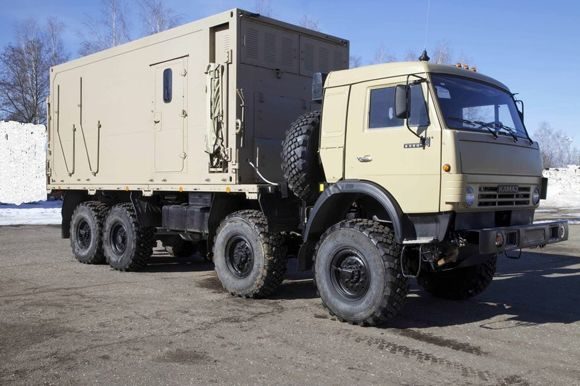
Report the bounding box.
[541,165,580,209]
[0,200,61,225]
[0,121,47,205]
[0,207,61,225]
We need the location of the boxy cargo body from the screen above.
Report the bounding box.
[47,9,348,193]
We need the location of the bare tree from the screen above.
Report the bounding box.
[79,0,130,56]
[253,0,273,17]
[533,122,579,168]
[431,42,452,64]
[139,0,181,36]
[349,55,362,68]
[403,50,418,61]
[370,44,396,64]
[0,18,67,124]
[299,15,320,31]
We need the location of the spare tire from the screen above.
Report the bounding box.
[281,111,324,204]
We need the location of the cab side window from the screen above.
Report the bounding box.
[368,87,403,129]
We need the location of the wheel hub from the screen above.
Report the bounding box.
[331,249,370,300]
[76,219,92,250]
[110,223,128,255]
[226,236,254,278]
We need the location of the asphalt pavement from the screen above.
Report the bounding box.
[0,224,579,385]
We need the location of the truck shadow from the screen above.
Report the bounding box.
[393,250,580,329]
[139,249,580,329]
[272,250,580,328]
[143,253,214,273]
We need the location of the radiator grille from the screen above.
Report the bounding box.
[478,185,531,207]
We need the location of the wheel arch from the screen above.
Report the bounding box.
[298,180,409,271]
[303,180,409,244]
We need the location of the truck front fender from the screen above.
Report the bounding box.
[297,180,407,270]
[303,180,406,243]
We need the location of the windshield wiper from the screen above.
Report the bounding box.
[447,117,498,139]
[493,122,519,142]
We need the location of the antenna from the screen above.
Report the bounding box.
[423,0,432,53]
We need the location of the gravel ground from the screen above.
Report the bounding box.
[0,224,579,385]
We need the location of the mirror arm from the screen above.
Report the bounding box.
[404,74,428,147]
[512,93,533,145]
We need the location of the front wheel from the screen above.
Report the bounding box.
[417,255,497,300]
[314,219,408,326]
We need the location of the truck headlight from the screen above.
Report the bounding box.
[465,186,475,207]
[532,186,541,205]
[558,224,566,239]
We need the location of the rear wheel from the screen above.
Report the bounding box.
[417,255,497,300]
[103,203,155,271]
[213,210,287,298]
[70,201,108,264]
[314,219,408,326]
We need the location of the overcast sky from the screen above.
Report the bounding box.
[0,0,578,144]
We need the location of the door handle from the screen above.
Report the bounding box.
[357,155,373,163]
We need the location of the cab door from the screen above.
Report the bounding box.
[344,77,441,214]
[152,57,188,172]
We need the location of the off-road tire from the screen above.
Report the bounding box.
[103,203,155,271]
[213,210,287,298]
[281,111,323,204]
[314,219,409,326]
[417,255,497,300]
[70,201,108,264]
[166,237,197,259]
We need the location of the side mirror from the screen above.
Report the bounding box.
[515,99,525,121]
[395,84,410,119]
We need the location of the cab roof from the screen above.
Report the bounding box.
[324,61,510,91]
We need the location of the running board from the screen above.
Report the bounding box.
[402,237,437,245]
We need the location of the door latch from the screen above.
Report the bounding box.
[357,155,373,163]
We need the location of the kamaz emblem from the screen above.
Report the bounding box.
[498,185,519,194]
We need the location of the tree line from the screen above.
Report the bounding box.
[0,0,576,167]
[0,0,180,125]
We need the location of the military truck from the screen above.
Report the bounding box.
[48,9,568,326]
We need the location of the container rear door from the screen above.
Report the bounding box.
[152,57,188,172]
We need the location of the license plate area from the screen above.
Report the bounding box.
[523,228,545,246]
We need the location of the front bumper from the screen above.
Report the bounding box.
[465,220,569,254]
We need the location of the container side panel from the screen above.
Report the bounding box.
[237,18,348,184]
[49,25,219,188]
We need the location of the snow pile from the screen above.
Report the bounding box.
[0,121,47,205]
[541,165,580,209]
[0,201,61,226]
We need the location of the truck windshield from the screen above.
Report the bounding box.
[432,74,528,139]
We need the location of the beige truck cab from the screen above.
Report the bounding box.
[285,61,568,325]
